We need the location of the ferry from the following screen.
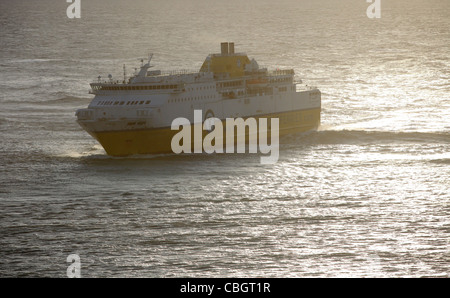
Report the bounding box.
[76,42,321,156]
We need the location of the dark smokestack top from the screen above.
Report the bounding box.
[221,42,229,55]
[229,42,235,54]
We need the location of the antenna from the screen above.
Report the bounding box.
[123,64,126,83]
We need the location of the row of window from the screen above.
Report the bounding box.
[270,77,292,83]
[168,95,217,103]
[186,85,215,91]
[93,81,289,92]
[93,84,217,92]
[96,100,151,106]
[94,85,180,91]
[218,81,242,88]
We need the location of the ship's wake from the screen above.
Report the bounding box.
[281,129,450,146]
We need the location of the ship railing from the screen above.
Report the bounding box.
[89,82,186,92]
[90,80,125,85]
[211,52,246,57]
[268,69,295,76]
[157,69,200,76]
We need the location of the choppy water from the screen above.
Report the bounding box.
[0,0,449,277]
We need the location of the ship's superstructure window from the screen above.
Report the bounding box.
[270,77,291,83]
[98,84,180,91]
[93,100,152,106]
[100,100,154,105]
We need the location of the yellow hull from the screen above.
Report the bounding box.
[88,108,320,156]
